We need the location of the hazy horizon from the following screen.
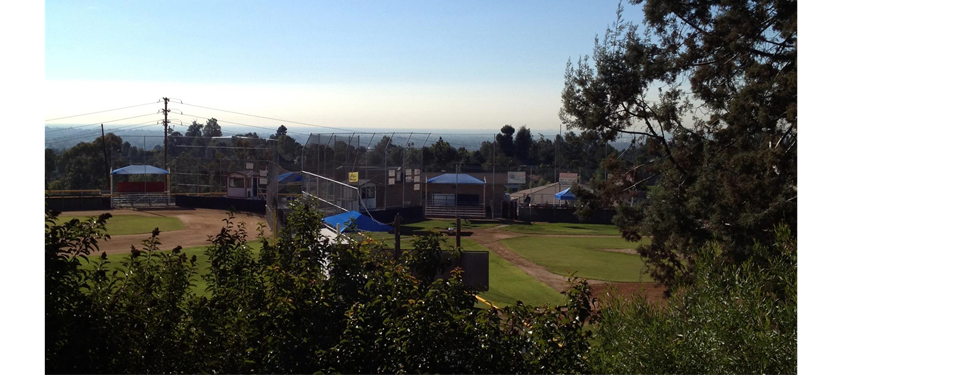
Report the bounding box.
[45,1,645,133]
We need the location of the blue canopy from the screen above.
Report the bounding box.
[277,172,302,183]
[323,211,394,233]
[112,165,169,175]
[426,173,485,184]
[555,187,577,201]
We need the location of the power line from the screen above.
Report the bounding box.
[45,112,161,133]
[45,121,156,144]
[45,120,161,145]
[170,112,312,136]
[44,101,159,122]
[179,101,360,132]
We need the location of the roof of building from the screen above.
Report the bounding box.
[426,173,485,185]
[323,210,394,233]
[111,165,168,175]
[510,182,561,199]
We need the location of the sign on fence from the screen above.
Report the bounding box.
[559,172,578,184]
[507,171,526,184]
[348,172,359,183]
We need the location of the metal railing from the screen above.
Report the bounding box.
[301,171,359,213]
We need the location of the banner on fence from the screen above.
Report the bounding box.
[559,172,578,184]
[507,171,526,184]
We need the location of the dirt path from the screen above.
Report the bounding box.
[470,227,573,292]
[595,248,637,254]
[63,208,271,255]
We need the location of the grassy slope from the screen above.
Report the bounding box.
[402,219,501,232]
[58,215,184,236]
[362,234,565,308]
[500,236,653,282]
[479,249,567,308]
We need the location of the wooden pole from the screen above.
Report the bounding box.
[394,214,402,260]
[456,216,461,249]
[101,124,109,192]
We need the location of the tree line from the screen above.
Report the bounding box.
[45,121,650,192]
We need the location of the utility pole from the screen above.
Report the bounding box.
[162,97,170,193]
[101,124,109,192]
[491,136,496,219]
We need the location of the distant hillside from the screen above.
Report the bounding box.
[45,125,633,151]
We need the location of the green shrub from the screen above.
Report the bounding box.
[590,227,797,374]
[45,200,595,373]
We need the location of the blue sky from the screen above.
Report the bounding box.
[45,0,645,133]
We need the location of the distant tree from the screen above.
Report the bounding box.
[514,126,533,164]
[202,118,222,138]
[532,134,555,167]
[185,121,203,138]
[469,150,486,167]
[276,125,287,137]
[456,147,472,166]
[428,137,458,170]
[387,145,404,166]
[45,148,58,183]
[560,0,797,287]
[56,133,124,190]
[495,125,516,157]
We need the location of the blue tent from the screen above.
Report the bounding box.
[277,172,302,183]
[323,211,394,233]
[426,173,485,184]
[555,187,577,201]
[112,165,169,175]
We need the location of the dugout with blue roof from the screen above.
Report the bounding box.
[277,172,302,183]
[426,173,485,184]
[111,165,169,175]
[323,210,394,233]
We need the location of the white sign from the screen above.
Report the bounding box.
[507,171,526,184]
[559,172,578,184]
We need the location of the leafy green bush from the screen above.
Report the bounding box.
[45,200,595,373]
[590,226,797,374]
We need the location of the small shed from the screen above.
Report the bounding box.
[226,170,265,199]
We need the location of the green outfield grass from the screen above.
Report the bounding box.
[501,222,623,236]
[361,235,565,308]
[57,214,184,236]
[500,236,653,282]
[478,249,566,308]
[402,219,501,232]
[445,238,565,308]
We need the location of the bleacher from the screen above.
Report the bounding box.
[424,204,486,219]
[111,193,173,208]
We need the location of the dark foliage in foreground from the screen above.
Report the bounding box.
[45,201,594,374]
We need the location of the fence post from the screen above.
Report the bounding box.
[394,214,402,260]
[456,217,461,248]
